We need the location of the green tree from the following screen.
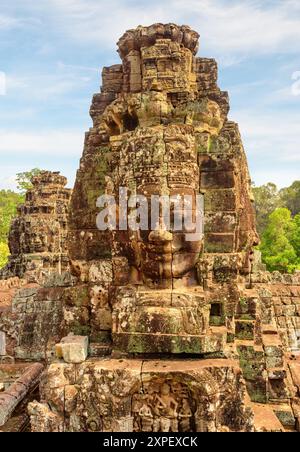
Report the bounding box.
[0,169,42,261]
[16,168,41,194]
[279,181,300,217]
[290,213,300,258]
[260,208,299,273]
[0,190,24,242]
[0,242,9,269]
[252,183,280,236]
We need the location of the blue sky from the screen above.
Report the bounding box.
[0,0,299,190]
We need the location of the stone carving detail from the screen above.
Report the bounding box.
[0,171,71,284]
[133,379,195,432]
[28,360,254,432]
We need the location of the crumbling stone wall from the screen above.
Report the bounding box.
[0,363,43,431]
[29,359,254,433]
[253,271,300,352]
[0,285,64,361]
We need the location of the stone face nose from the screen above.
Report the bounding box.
[148,229,173,243]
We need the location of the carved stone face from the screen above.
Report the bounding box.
[26,229,48,253]
[22,218,61,255]
[104,90,225,289]
[111,124,203,288]
[128,183,203,288]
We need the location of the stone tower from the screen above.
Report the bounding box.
[66,23,259,359]
[0,171,71,283]
[2,24,299,432]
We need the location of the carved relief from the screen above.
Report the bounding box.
[132,379,196,432]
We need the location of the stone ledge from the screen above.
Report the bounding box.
[113,330,227,354]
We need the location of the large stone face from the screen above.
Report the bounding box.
[26,24,271,432]
[68,24,258,291]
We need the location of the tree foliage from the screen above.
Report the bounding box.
[252,183,280,235]
[279,181,300,217]
[260,208,300,273]
[16,168,42,194]
[290,214,300,258]
[0,190,24,242]
[253,180,300,236]
[0,242,9,269]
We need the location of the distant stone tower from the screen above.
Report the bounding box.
[0,171,71,283]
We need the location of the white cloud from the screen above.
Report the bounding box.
[227,79,272,97]
[0,11,40,30]
[5,70,93,102]
[0,0,299,192]
[237,113,300,157]
[0,129,84,156]
[2,1,300,60]
[39,0,300,59]
[251,168,300,189]
[265,86,300,104]
[0,14,20,30]
[0,107,37,121]
[232,108,300,185]
[57,62,98,73]
[0,174,17,191]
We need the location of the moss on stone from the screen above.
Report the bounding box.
[275,411,295,428]
[227,333,235,343]
[209,315,225,327]
[70,321,91,337]
[239,314,255,321]
[90,331,111,344]
[247,388,267,404]
[63,286,90,307]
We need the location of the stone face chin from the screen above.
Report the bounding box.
[0,23,300,433]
